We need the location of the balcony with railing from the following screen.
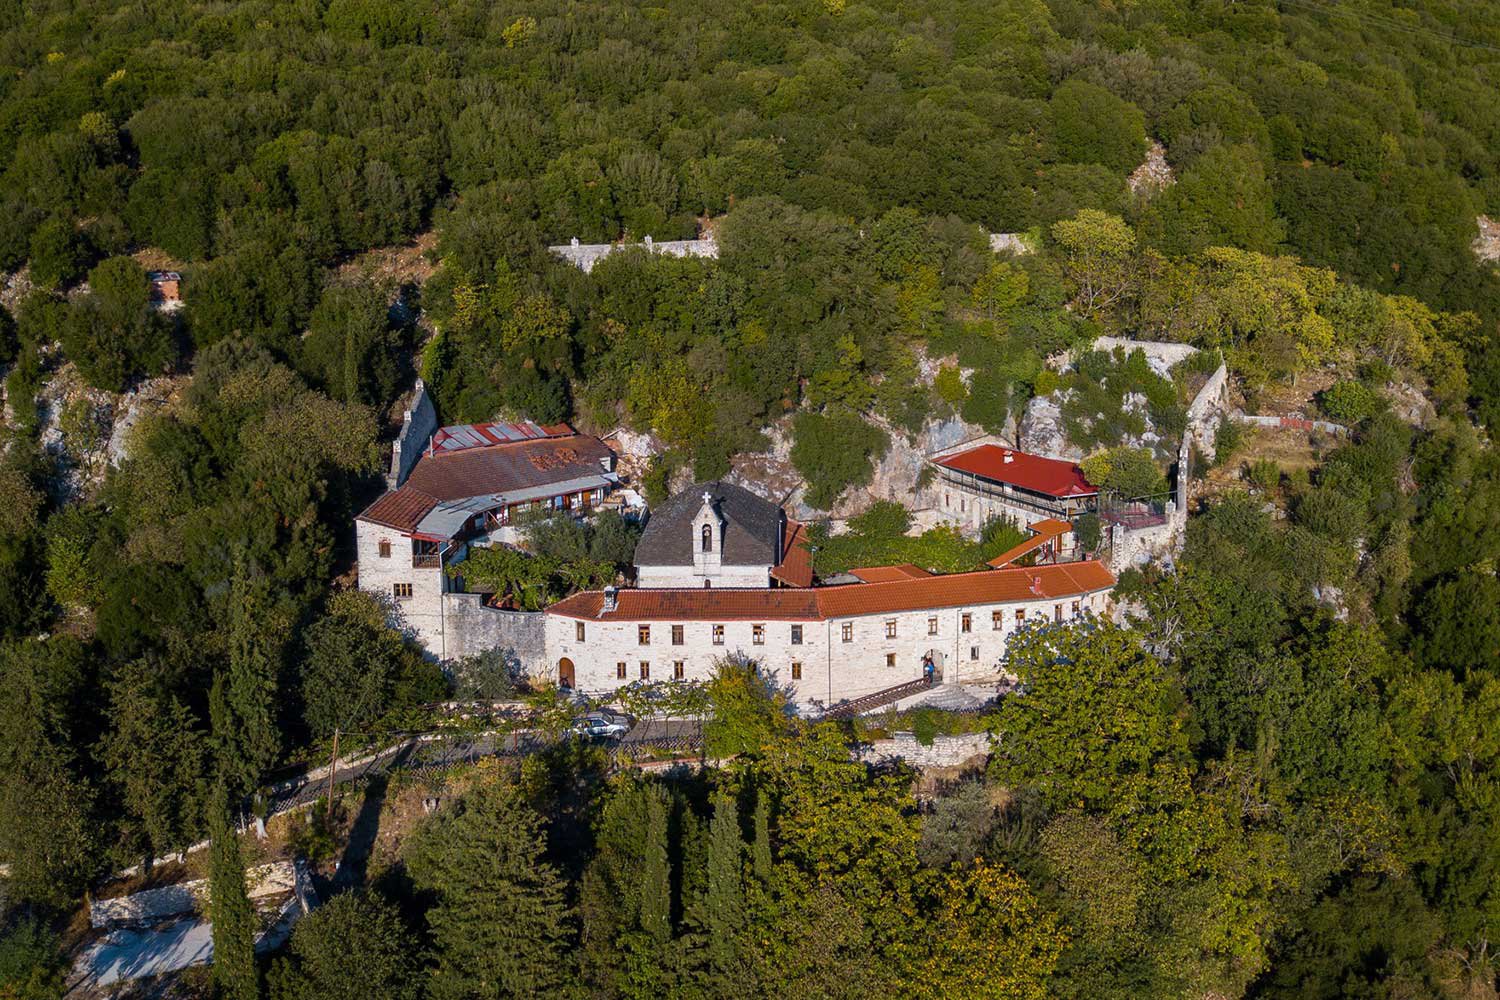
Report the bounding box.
[936,468,1095,520]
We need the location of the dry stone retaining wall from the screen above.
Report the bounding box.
[855,731,991,768]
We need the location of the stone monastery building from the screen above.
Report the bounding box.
[354,389,1116,707]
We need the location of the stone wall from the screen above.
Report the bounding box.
[387,380,437,489]
[855,731,991,768]
[1092,336,1199,377]
[441,594,546,667]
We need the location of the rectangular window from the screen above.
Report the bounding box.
[576,622,586,642]
[640,661,650,680]
[378,539,391,558]
[791,624,803,645]
[992,611,1003,631]
[1071,601,1080,618]
[928,617,938,636]
[841,623,853,643]
[674,661,685,680]
[1054,604,1063,623]
[885,620,897,639]
[961,613,972,633]
[638,625,651,645]
[616,661,627,679]
[753,624,765,645]
[1016,609,1026,624]
[392,582,413,600]
[970,646,979,661]
[672,624,684,645]
[712,624,725,645]
[791,661,802,680]
[886,653,896,667]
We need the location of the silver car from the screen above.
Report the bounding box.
[574,710,632,739]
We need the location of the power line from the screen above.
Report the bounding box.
[1277,0,1500,56]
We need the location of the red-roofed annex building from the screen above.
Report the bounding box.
[929,443,1099,535]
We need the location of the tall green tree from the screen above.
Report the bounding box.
[211,558,284,801]
[208,785,259,1000]
[268,892,420,1000]
[407,779,575,999]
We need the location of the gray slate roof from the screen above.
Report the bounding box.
[634,481,782,568]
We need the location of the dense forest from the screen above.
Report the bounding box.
[0,0,1498,995]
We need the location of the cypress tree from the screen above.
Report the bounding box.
[681,789,749,994]
[208,785,258,1000]
[407,779,574,999]
[580,779,675,997]
[212,558,283,802]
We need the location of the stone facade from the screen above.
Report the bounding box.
[356,518,456,654]
[544,590,1110,709]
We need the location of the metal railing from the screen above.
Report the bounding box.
[935,468,1094,520]
[821,676,934,720]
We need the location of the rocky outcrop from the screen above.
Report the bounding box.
[729,412,993,522]
[1017,392,1081,460]
[1474,215,1500,264]
[1128,141,1175,198]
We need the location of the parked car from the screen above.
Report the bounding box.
[574,710,633,739]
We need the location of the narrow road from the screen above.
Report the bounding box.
[262,719,703,815]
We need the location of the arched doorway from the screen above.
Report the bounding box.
[558,657,575,690]
[924,649,946,683]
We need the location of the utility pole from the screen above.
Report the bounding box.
[324,728,340,813]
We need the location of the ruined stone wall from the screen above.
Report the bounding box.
[855,731,991,768]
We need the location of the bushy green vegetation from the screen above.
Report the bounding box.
[808,500,1028,576]
[0,0,1496,993]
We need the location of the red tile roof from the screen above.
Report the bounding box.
[549,588,821,622]
[769,520,814,588]
[849,563,933,583]
[547,560,1115,621]
[935,445,1096,498]
[813,561,1114,618]
[988,519,1073,568]
[359,487,439,533]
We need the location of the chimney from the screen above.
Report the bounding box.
[571,236,580,247]
[602,585,618,614]
[1003,450,1014,464]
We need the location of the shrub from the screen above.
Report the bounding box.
[790,410,890,511]
[1212,416,1243,467]
[1317,381,1380,424]
[1248,458,1281,492]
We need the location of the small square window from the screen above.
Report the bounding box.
[886,653,896,668]
[638,625,651,645]
[672,624,684,645]
[616,661,627,679]
[791,624,803,645]
[791,661,802,680]
[927,617,938,636]
[841,623,853,643]
[378,539,391,558]
[576,621,586,642]
[885,620,897,639]
[992,611,1003,631]
[393,582,413,600]
[640,661,650,680]
[961,613,972,634]
[712,624,725,645]
[753,624,765,645]
[674,661,684,680]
